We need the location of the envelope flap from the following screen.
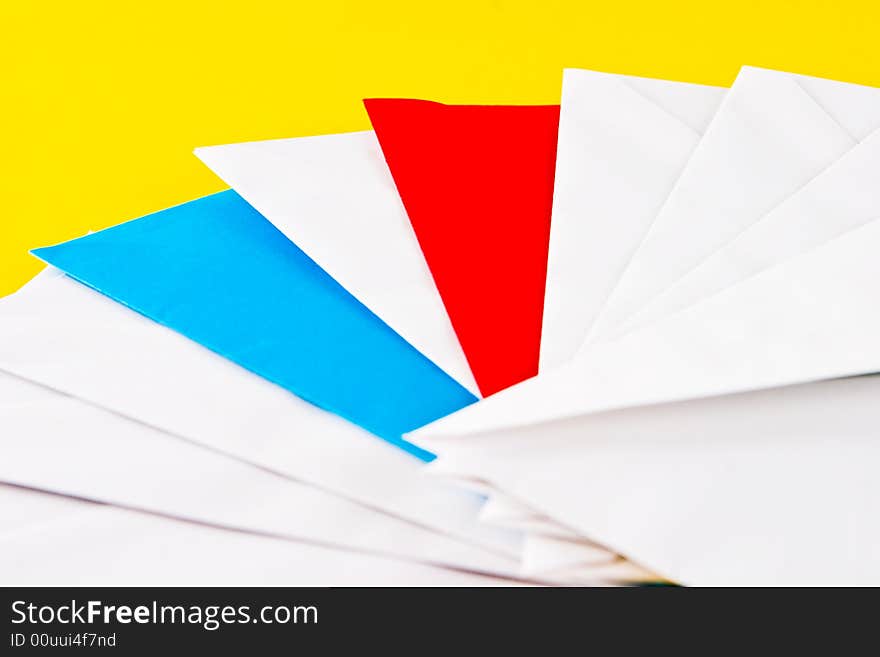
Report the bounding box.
[0,270,517,556]
[793,69,880,140]
[625,125,880,331]
[541,69,725,370]
[622,73,725,132]
[588,66,859,342]
[195,131,479,396]
[521,534,617,575]
[364,99,560,396]
[30,191,477,457]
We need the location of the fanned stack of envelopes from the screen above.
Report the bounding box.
[4,65,880,586]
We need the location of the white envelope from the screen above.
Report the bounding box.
[411,215,880,437]
[424,460,656,582]
[416,375,880,585]
[519,532,662,582]
[0,368,523,575]
[194,131,479,396]
[478,493,580,539]
[0,483,93,540]
[540,68,724,370]
[522,535,656,584]
[522,535,620,574]
[529,560,657,586]
[427,446,656,582]
[0,269,516,559]
[0,486,528,586]
[624,123,880,331]
[587,65,880,343]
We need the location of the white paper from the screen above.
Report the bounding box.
[539,559,666,585]
[0,483,93,540]
[520,534,660,584]
[0,270,517,559]
[431,447,650,579]
[0,486,528,587]
[418,375,880,585]
[587,65,880,343]
[194,131,479,396]
[0,369,517,574]
[623,124,880,331]
[540,68,724,370]
[425,460,642,578]
[480,491,584,536]
[521,535,619,575]
[411,215,880,438]
[478,494,580,539]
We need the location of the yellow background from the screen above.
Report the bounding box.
[3,0,879,295]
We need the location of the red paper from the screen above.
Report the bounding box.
[364,99,560,396]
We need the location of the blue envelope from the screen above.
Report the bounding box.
[33,190,477,460]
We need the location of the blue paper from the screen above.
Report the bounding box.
[33,190,477,460]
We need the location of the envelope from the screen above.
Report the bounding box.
[194,131,479,397]
[478,493,581,539]
[522,534,616,573]
[416,375,880,585]
[521,536,657,584]
[588,65,880,343]
[624,123,880,331]
[411,214,880,437]
[416,461,653,583]
[32,190,476,459]
[364,99,561,396]
[0,486,529,587]
[427,443,654,582]
[540,68,725,370]
[0,483,92,538]
[0,269,516,559]
[427,450,656,582]
[0,368,516,575]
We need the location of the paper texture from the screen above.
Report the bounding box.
[588,65,880,342]
[540,68,724,370]
[0,486,527,587]
[0,369,516,574]
[32,190,476,458]
[418,376,880,585]
[194,131,479,397]
[522,535,619,574]
[365,99,560,395]
[479,494,580,539]
[624,124,880,331]
[0,269,517,558]
[0,484,90,538]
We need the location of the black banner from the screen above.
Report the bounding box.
[0,586,867,652]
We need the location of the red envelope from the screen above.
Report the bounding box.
[364,99,560,396]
